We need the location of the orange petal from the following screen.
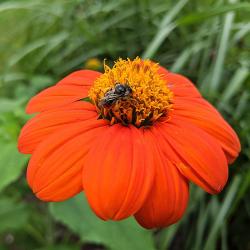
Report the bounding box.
[57,70,101,87]
[18,102,98,154]
[174,97,241,163]
[158,66,201,98]
[83,124,155,221]
[134,128,189,229]
[27,119,108,201]
[157,119,228,194]
[26,84,90,114]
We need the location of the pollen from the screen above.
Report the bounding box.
[88,57,173,127]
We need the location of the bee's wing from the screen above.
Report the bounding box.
[105,93,121,100]
[99,93,121,106]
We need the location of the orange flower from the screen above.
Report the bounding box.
[18,57,240,229]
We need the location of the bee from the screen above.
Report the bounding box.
[99,83,132,108]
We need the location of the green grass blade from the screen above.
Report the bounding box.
[0,1,41,13]
[209,1,237,93]
[219,66,249,107]
[233,91,249,119]
[177,3,250,26]
[142,0,188,59]
[204,176,241,250]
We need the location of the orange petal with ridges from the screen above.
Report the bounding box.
[174,97,241,163]
[158,66,201,98]
[18,102,98,154]
[83,124,155,220]
[27,119,108,201]
[135,128,189,229]
[153,123,218,194]
[158,119,228,194]
[26,84,90,114]
[57,70,101,87]
[36,164,83,201]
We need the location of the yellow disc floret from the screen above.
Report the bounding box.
[88,57,173,127]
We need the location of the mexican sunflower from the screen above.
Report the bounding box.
[18,57,240,229]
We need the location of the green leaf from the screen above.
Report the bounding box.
[0,198,28,232]
[0,98,26,113]
[0,142,28,192]
[37,246,79,250]
[81,97,92,103]
[50,194,156,250]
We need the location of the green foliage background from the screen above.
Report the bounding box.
[0,0,249,249]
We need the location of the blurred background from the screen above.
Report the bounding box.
[0,0,249,249]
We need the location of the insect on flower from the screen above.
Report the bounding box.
[98,83,132,108]
[18,57,241,229]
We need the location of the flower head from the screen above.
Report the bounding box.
[89,58,173,126]
[18,57,240,229]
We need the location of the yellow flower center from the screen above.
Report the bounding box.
[88,57,173,127]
